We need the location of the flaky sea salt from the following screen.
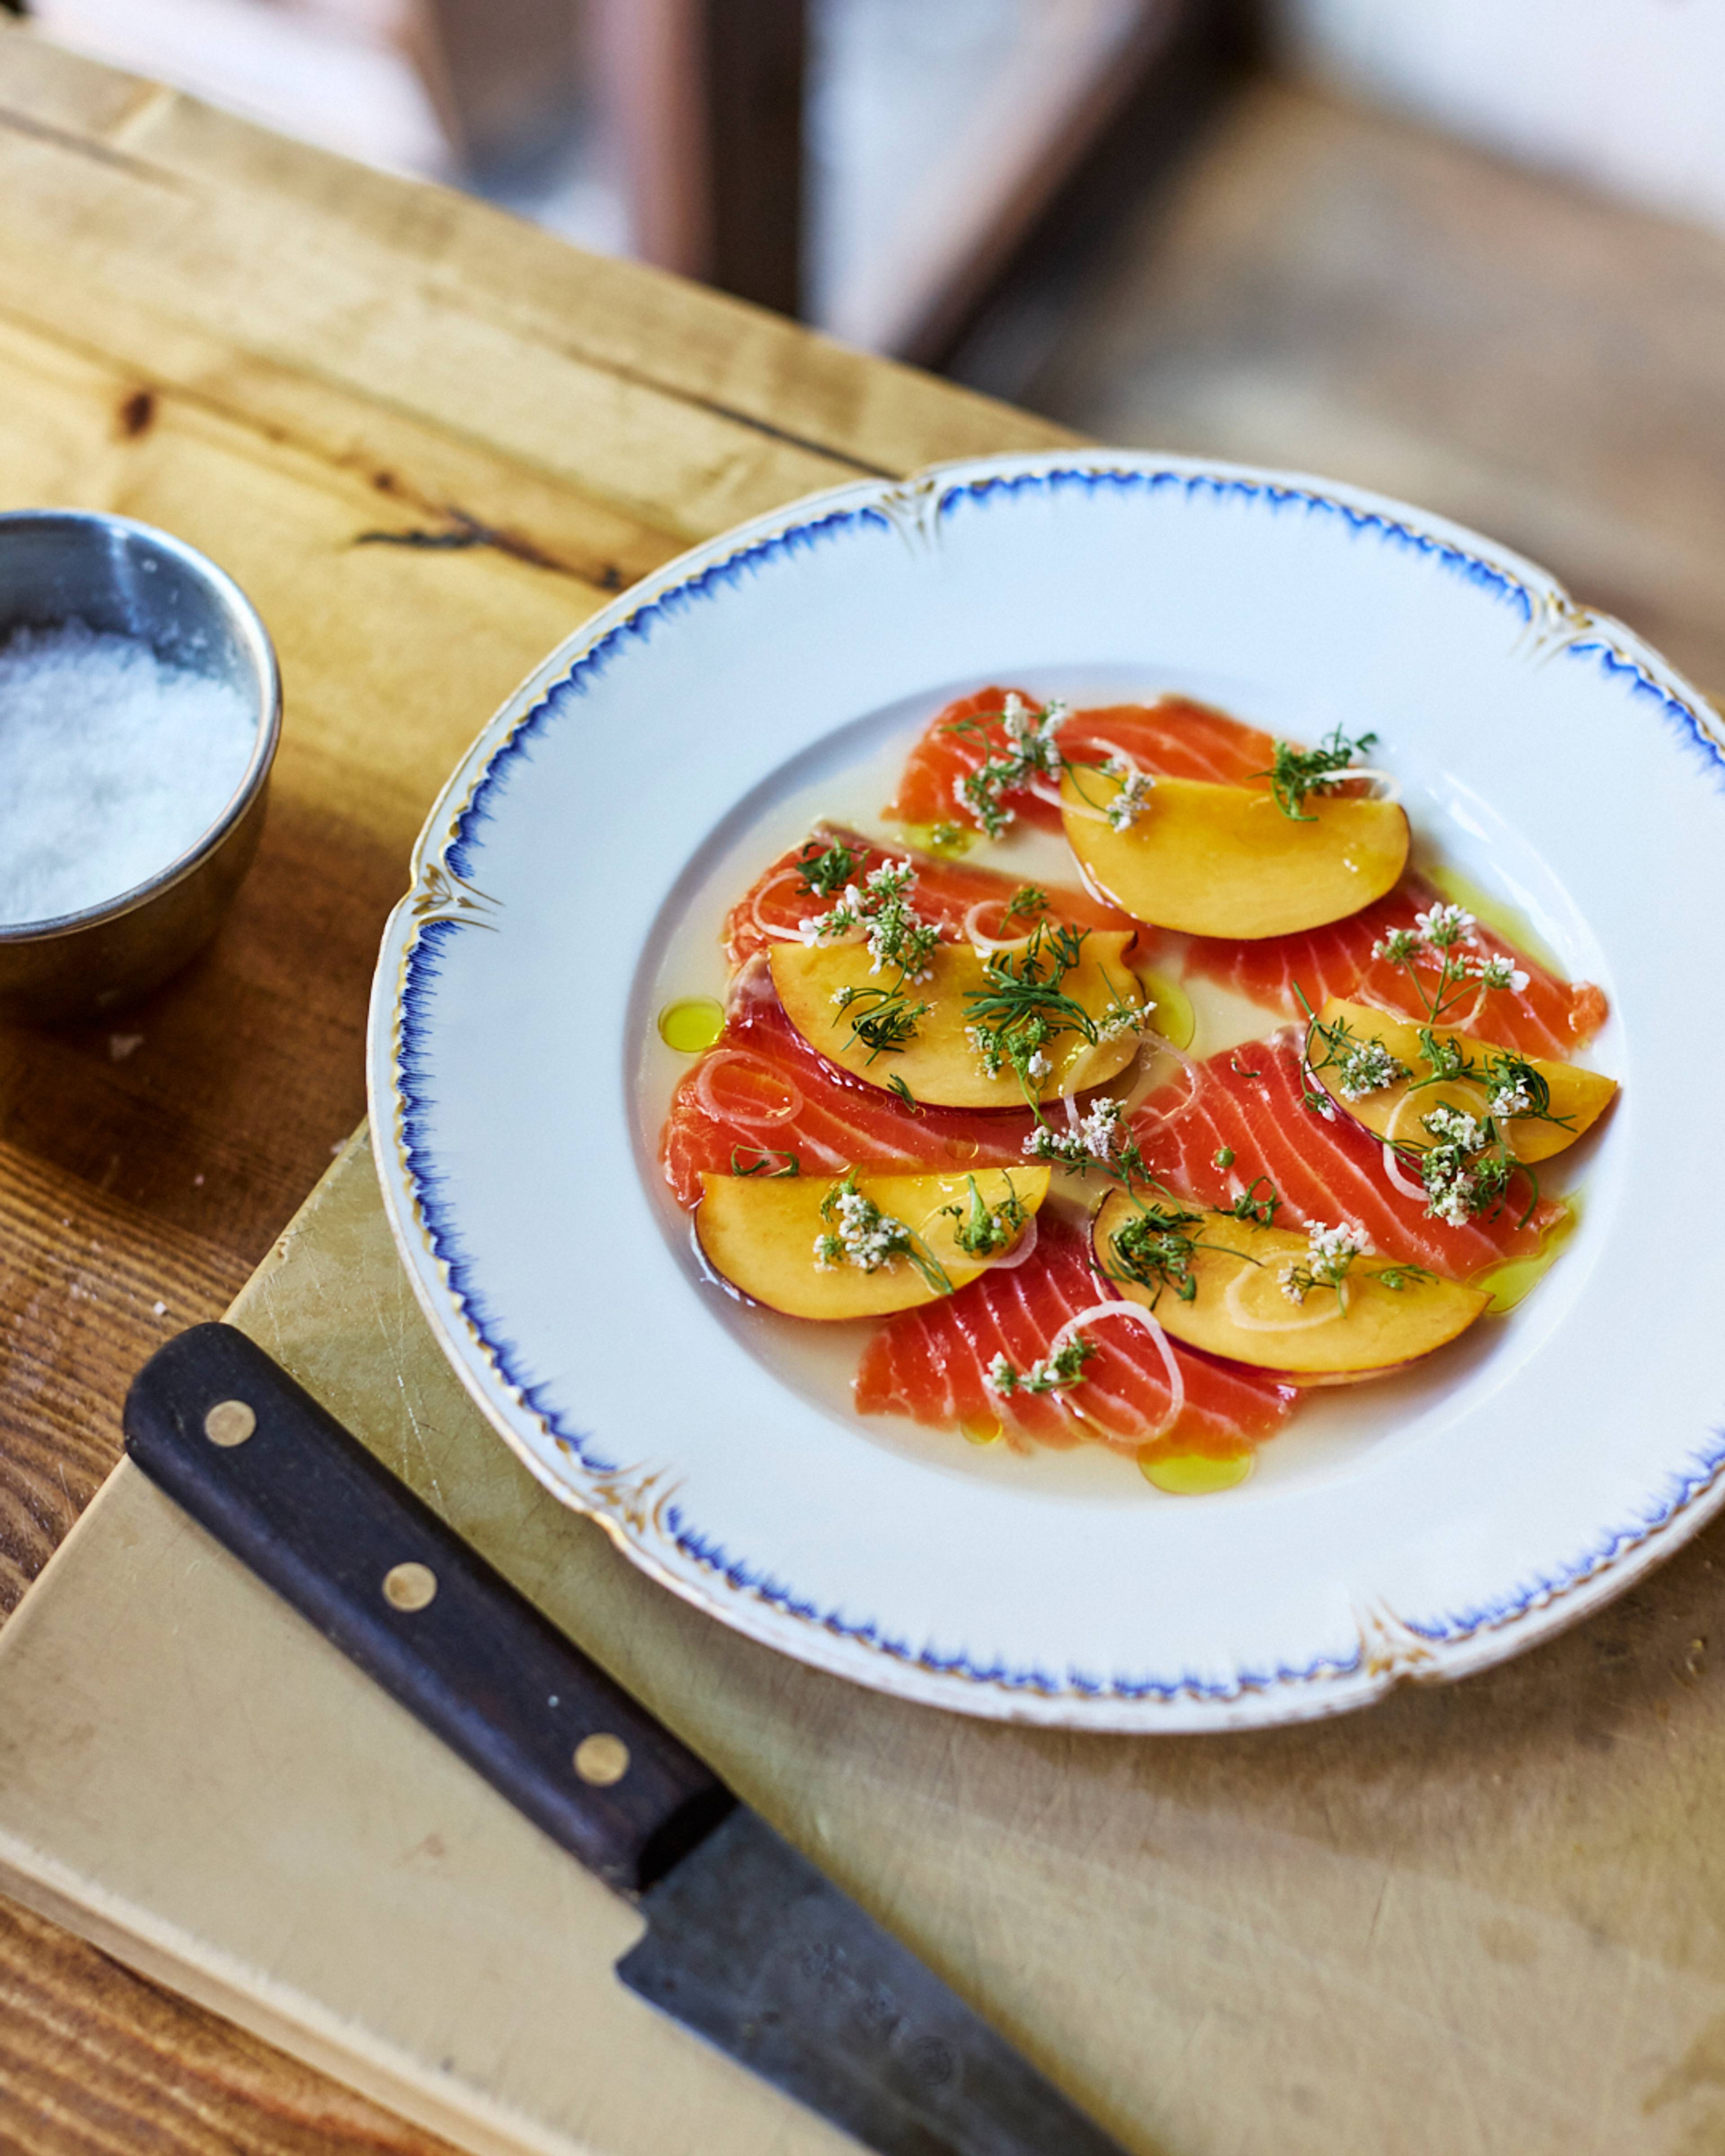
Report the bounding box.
[0,621,257,927]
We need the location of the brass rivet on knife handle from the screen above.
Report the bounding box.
[124,1324,736,1895]
[382,1561,438,1611]
[203,1399,256,1447]
[574,1733,629,1786]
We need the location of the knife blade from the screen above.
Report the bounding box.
[123,1323,1128,2156]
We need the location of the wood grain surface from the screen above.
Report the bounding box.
[9,25,1725,2154]
[0,26,1066,2151]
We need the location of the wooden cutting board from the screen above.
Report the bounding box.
[4,1128,1725,2156]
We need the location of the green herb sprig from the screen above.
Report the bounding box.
[944,695,1151,839]
[832,983,931,1062]
[939,1173,1028,1259]
[730,1145,799,1177]
[813,1169,951,1294]
[795,838,857,898]
[1255,725,1378,821]
[985,1334,1097,1398]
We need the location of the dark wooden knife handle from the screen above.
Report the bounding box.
[124,1322,734,1895]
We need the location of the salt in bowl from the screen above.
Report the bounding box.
[0,510,281,1022]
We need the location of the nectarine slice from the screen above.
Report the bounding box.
[698,1166,1051,1319]
[768,932,1145,1109]
[1092,1190,1487,1374]
[1061,772,1408,937]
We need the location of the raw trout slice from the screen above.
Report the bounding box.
[1130,1028,1558,1279]
[726,823,1137,970]
[1184,873,1607,1058]
[661,960,1038,1208]
[885,688,1277,835]
[854,1208,1297,1451]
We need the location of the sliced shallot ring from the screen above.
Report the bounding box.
[1139,1028,1198,1080]
[694,1050,803,1127]
[746,867,814,944]
[1029,773,1113,823]
[1138,1035,1202,1125]
[1380,1140,1426,1200]
[1222,1263,1345,1333]
[961,899,1030,953]
[1064,733,1140,764]
[1048,1300,1185,1442]
[725,949,772,1015]
[1383,1080,1488,1149]
[987,1211,1040,1272]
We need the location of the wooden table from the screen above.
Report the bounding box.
[0,30,1071,2151]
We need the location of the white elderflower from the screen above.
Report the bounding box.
[814,1174,916,1274]
[1022,1124,1083,1166]
[986,1336,1095,1398]
[1413,902,1475,949]
[1001,694,1066,776]
[1423,1104,1484,1153]
[969,1025,1005,1080]
[1331,1034,1409,1100]
[1096,999,1146,1041]
[1416,1104,1512,1227]
[1104,764,1154,831]
[1281,1219,1370,1305]
[1373,927,1419,966]
[1469,952,1530,994]
[1077,1094,1125,1163]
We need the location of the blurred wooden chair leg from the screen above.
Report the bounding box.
[407,0,582,171]
[593,0,805,316]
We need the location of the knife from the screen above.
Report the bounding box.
[123,1323,1129,2156]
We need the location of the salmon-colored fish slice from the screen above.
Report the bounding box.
[1185,872,1608,1058]
[1057,701,1278,785]
[725,823,1141,970]
[885,685,1051,830]
[855,1210,1297,1453]
[661,959,1038,1208]
[1131,1029,1557,1278]
[885,689,1278,835]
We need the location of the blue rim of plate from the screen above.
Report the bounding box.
[375,450,1725,1720]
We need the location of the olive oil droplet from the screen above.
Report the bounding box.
[904,821,976,860]
[1137,1435,1255,1495]
[945,1137,980,1162]
[1473,1198,1579,1314]
[1134,968,1197,1051]
[961,1412,1004,1447]
[658,997,725,1053]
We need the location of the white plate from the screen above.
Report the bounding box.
[368,450,1725,1732]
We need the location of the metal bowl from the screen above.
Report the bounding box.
[0,511,281,1023]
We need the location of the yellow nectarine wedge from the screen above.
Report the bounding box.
[1309,998,1616,1165]
[1061,771,1408,937]
[1092,1190,1488,1374]
[697,1166,1050,1319]
[768,932,1144,1109]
